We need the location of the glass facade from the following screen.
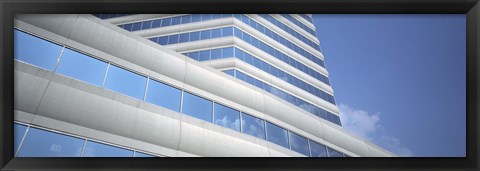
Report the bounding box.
[214,103,241,131]
[289,131,310,156]
[280,14,316,36]
[104,65,147,100]
[14,30,63,71]
[56,48,108,87]
[266,121,289,149]
[145,79,182,112]
[181,92,213,122]
[241,113,266,139]
[83,141,134,157]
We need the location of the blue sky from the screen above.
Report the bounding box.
[313,14,466,157]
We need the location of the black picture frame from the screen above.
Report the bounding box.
[1,0,478,170]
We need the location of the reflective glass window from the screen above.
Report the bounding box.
[289,132,310,156]
[190,31,200,41]
[181,15,191,24]
[201,14,212,20]
[17,127,84,157]
[132,22,142,31]
[104,65,147,100]
[254,79,264,89]
[235,71,246,81]
[310,141,328,157]
[179,33,189,43]
[327,147,344,157]
[241,113,265,139]
[244,53,253,65]
[187,51,199,60]
[211,28,222,38]
[234,27,242,38]
[191,14,201,22]
[141,21,152,29]
[135,152,155,157]
[161,18,171,27]
[146,79,181,112]
[234,48,243,59]
[198,50,210,61]
[152,19,161,28]
[245,75,255,85]
[181,92,213,122]
[222,47,234,58]
[214,103,240,131]
[158,36,168,45]
[14,124,28,154]
[171,16,181,25]
[14,30,63,71]
[82,141,133,157]
[123,24,133,31]
[168,35,179,44]
[224,70,234,76]
[200,30,211,40]
[56,48,108,87]
[210,49,222,60]
[266,122,289,148]
[222,27,233,36]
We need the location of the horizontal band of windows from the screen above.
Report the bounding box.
[93,14,132,20]
[223,69,341,126]
[117,14,233,32]
[182,47,336,105]
[258,14,319,51]
[235,14,324,67]
[14,122,157,157]
[148,26,329,86]
[14,29,346,156]
[112,13,324,69]
[297,14,314,24]
[280,14,316,36]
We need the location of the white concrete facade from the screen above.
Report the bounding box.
[13,14,396,157]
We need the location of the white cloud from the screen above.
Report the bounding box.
[338,104,414,157]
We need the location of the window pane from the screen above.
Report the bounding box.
[211,28,222,38]
[223,70,234,77]
[198,50,210,61]
[82,141,133,157]
[289,132,309,156]
[214,103,240,131]
[181,15,191,24]
[327,147,343,157]
[181,92,213,122]
[187,51,199,60]
[17,127,84,157]
[56,48,108,87]
[14,124,28,154]
[310,141,327,157]
[189,32,200,41]
[132,22,142,31]
[222,27,233,36]
[158,36,168,45]
[266,122,289,148]
[14,30,63,71]
[141,21,152,29]
[146,79,181,112]
[241,113,265,139]
[179,33,189,43]
[235,70,246,81]
[222,47,234,58]
[161,18,171,27]
[168,35,179,44]
[210,49,222,60]
[135,151,155,157]
[151,19,161,28]
[191,14,201,22]
[171,16,181,25]
[104,65,147,100]
[200,30,211,40]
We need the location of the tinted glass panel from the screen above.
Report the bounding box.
[17,127,84,157]
[224,70,234,76]
[211,28,222,38]
[146,79,181,112]
[82,141,133,157]
[56,48,108,87]
[222,47,234,58]
[210,49,222,60]
[222,27,233,36]
[14,30,63,71]
[200,30,211,40]
[289,132,310,156]
[327,147,344,157]
[190,32,200,41]
[310,141,328,157]
[135,152,155,157]
[179,33,189,43]
[104,65,147,100]
[241,113,265,139]
[214,103,240,131]
[266,122,289,148]
[14,124,28,154]
[182,92,213,122]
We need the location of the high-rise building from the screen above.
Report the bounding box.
[13,14,395,157]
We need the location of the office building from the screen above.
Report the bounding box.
[13,14,395,157]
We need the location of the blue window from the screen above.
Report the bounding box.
[181,92,213,122]
[214,103,240,131]
[189,31,200,41]
[104,65,147,100]
[201,14,212,20]
[252,58,262,69]
[187,52,199,60]
[241,113,265,139]
[181,15,191,24]
[145,79,181,112]
[14,30,63,71]
[149,37,159,43]
[245,75,255,85]
[179,33,189,43]
[266,122,289,149]
[222,27,233,36]
[234,48,243,59]
[310,140,327,157]
[242,33,251,43]
[151,19,161,28]
[168,35,179,44]
[200,30,211,40]
[235,70,246,81]
[141,21,152,29]
[131,22,142,31]
[198,50,210,61]
[327,147,344,157]
[244,53,253,65]
[254,79,264,89]
[191,14,201,22]
[211,14,222,20]
[289,132,310,156]
[17,127,84,157]
[224,70,234,77]
[158,36,168,45]
[123,24,133,31]
[211,28,222,38]
[171,16,181,25]
[234,27,242,38]
[134,152,154,157]
[210,49,222,60]
[14,124,28,154]
[56,48,108,87]
[161,18,171,27]
[222,47,234,58]
[82,141,133,157]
